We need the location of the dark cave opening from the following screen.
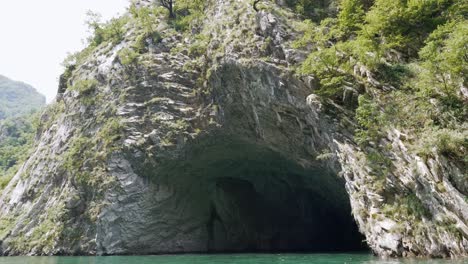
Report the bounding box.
[206,177,366,253]
[153,136,368,253]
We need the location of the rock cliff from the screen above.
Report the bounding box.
[0,0,466,258]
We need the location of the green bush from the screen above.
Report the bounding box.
[300,41,354,100]
[338,0,365,34]
[286,0,335,21]
[85,11,130,47]
[118,48,139,65]
[63,137,91,172]
[383,193,431,220]
[188,34,210,57]
[419,20,467,97]
[436,131,467,159]
[355,95,383,145]
[129,4,165,52]
[69,79,98,94]
[97,118,123,150]
[417,129,468,164]
[0,175,12,189]
[129,5,165,33]
[404,194,431,219]
[361,0,453,58]
[0,113,39,190]
[172,0,207,31]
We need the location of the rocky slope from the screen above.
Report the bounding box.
[0,0,466,258]
[0,75,45,120]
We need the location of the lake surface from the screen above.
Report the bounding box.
[0,253,465,264]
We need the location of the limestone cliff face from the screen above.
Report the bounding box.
[0,0,466,258]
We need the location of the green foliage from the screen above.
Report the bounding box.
[435,130,467,161]
[28,202,66,252]
[6,201,67,253]
[383,193,431,221]
[118,48,139,65]
[355,95,383,145]
[85,11,129,47]
[62,118,123,187]
[188,34,210,57]
[129,4,165,52]
[61,47,95,69]
[0,75,45,120]
[360,0,453,58]
[297,0,466,167]
[0,216,15,239]
[97,118,124,150]
[61,11,131,68]
[39,100,65,132]
[300,18,355,99]
[129,4,165,33]
[286,0,335,21]
[367,149,392,175]
[133,31,162,54]
[0,113,39,190]
[403,194,431,219]
[338,0,365,34]
[291,20,316,49]
[63,137,92,174]
[416,128,468,165]
[130,0,207,32]
[172,0,207,31]
[374,63,411,87]
[298,18,357,100]
[298,0,459,75]
[419,20,468,97]
[58,63,76,93]
[69,79,98,94]
[68,79,99,106]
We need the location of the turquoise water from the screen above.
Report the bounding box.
[0,254,466,264]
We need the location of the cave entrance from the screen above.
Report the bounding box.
[155,136,367,253]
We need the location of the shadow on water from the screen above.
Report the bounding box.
[137,135,367,253]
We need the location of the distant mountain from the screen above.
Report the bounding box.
[0,75,46,119]
[0,75,44,189]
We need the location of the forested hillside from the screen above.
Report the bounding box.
[290,0,467,178]
[0,76,44,190]
[0,115,38,189]
[0,75,45,119]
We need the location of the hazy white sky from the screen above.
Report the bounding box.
[0,0,129,102]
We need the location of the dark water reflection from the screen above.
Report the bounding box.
[0,253,466,264]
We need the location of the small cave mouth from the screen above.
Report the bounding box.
[154,136,368,253]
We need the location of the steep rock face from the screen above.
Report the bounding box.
[338,133,468,257]
[0,0,466,258]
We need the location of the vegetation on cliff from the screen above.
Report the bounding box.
[294,0,467,191]
[288,0,467,254]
